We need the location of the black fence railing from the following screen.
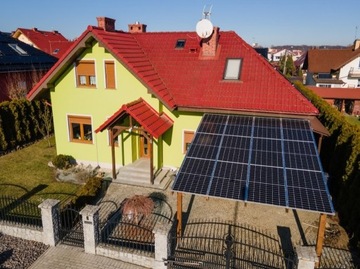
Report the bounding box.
[0,196,42,229]
[100,218,155,253]
[168,220,297,269]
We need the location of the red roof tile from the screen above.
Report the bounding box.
[95,98,173,138]
[308,86,360,99]
[28,25,319,116]
[304,48,360,73]
[13,28,73,58]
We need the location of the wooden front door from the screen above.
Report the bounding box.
[139,133,150,158]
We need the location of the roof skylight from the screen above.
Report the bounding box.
[8,44,28,55]
[175,39,186,49]
[224,58,242,80]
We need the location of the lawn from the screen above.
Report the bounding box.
[0,136,80,204]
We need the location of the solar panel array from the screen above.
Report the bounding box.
[172,114,334,214]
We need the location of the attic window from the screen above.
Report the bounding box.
[175,39,186,49]
[8,44,28,55]
[224,58,242,80]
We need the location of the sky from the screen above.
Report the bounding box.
[1,0,360,47]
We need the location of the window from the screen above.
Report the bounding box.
[183,130,195,154]
[76,60,96,87]
[224,58,242,80]
[8,44,28,55]
[68,116,93,143]
[318,84,331,88]
[105,61,115,89]
[175,39,186,49]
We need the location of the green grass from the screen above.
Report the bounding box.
[0,137,79,204]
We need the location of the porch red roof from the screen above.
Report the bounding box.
[95,98,173,138]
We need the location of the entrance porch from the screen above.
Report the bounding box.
[113,158,176,190]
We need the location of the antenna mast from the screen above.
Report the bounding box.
[202,5,213,20]
[355,26,358,40]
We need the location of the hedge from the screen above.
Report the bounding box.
[294,81,360,248]
[0,99,52,152]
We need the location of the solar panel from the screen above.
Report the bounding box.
[172,114,334,215]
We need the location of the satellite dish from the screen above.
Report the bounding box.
[196,19,213,39]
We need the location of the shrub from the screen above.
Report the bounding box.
[52,154,76,169]
[71,177,103,207]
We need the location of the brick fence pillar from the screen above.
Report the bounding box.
[296,246,319,269]
[80,205,100,254]
[38,199,60,246]
[153,222,172,269]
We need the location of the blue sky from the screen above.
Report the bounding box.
[2,0,359,47]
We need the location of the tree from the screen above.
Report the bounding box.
[5,69,46,100]
[279,54,295,77]
[37,101,53,147]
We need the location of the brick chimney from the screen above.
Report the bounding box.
[201,27,220,57]
[96,17,116,31]
[354,39,360,50]
[128,22,147,33]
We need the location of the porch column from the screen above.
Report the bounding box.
[315,214,327,267]
[317,135,323,153]
[176,192,183,237]
[110,128,116,179]
[150,135,154,184]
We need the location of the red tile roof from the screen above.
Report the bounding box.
[308,86,360,99]
[28,25,319,116]
[304,48,360,73]
[95,98,173,138]
[12,28,73,58]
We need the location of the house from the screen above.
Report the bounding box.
[302,40,360,115]
[27,17,325,184]
[308,86,360,115]
[0,31,57,102]
[12,28,73,59]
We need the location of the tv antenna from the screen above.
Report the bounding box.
[196,5,214,39]
[202,4,212,20]
[355,26,358,40]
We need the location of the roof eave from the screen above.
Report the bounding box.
[27,30,94,101]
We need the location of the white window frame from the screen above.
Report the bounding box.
[224,58,242,80]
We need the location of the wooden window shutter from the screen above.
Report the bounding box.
[77,60,95,76]
[105,61,115,89]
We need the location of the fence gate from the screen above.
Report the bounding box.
[167,220,296,269]
[58,206,84,247]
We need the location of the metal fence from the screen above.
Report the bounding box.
[0,196,42,229]
[168,219,297,269]
[98,195,173,253]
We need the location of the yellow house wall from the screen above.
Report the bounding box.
[51,40,203,170]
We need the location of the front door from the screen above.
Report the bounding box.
[139,132,150,158]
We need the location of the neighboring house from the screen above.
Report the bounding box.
[12,28,73,59]
[308,86,360,115]
[27,17,325,183]
[0,31,57,102]
[302,40,360,115]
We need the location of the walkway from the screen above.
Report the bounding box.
[29,245,147,269]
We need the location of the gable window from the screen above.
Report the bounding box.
[105,61,115,89]
[224,58,242,80]
[68,115,93,143]
[8,44,28,55]
[183,130,195,154]
[175,39,186,49]
[76,60,96,87]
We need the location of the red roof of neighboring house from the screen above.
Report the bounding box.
[308,86,360,99]
[95,98,173,138]
[28,24,319,116]
[12,28,73,58]
[304,48,360,73]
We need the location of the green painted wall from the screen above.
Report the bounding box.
[51,40,203,170]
